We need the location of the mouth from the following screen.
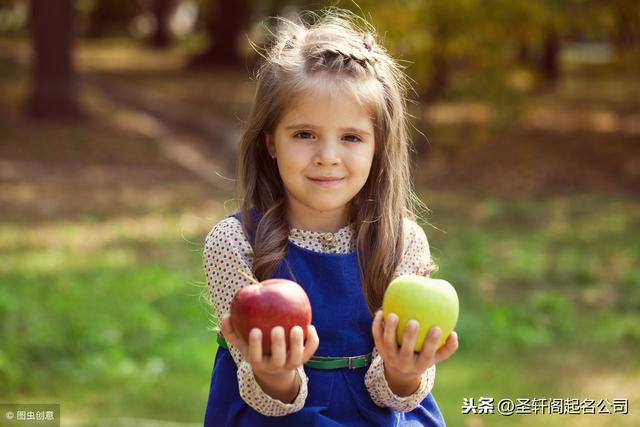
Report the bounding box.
[307,176,344,186]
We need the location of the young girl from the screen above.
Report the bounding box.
[203,8,458,426]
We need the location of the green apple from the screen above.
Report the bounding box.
[382,275,459,352]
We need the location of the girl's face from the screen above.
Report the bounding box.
[266,87,375,230]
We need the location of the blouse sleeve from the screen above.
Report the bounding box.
[204,217,309,416]
[364,218,437,412]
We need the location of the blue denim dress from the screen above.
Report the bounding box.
[203,209,446,426]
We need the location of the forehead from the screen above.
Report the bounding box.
[279,74,380,129]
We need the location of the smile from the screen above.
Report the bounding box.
[307,177,344,187]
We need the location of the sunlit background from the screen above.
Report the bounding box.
[1,1,639,426]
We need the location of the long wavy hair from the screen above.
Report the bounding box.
[237,8,433,313]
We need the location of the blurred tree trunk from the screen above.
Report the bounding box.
[516,38,531,66]
[422,17,450,101]
[86,0,140,38]
[613,9,638,49]
[539,30,560,85]
[150,0,174,48]
[190,0,251,68]
[425,51,449,101]
[27,0,81,119]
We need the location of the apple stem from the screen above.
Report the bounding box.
[236,268,260,285]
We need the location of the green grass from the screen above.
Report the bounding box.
[422,191,640,349]
[0,216,218,423]
[2,192,638,426]
[420,191,640,426]
[437,349,639,427]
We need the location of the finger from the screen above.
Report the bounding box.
[371,310,385,350]
[399,319,420,361]
[287,326,304,368]
[417,326,441,368]
[270,326,287,368]
[247,328,264,367]
[383,313,399,353]
[302,325,320,362]
[435,331,459,365]
[221,315,248,355]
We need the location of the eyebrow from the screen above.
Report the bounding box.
[285,123,372,137]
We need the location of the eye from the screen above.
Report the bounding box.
[343,134,363,143]
[293,131,315,139]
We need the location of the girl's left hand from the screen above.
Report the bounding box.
[371,310,458,388]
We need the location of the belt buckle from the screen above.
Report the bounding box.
[348,354,369,369]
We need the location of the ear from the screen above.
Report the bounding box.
[264,131,276,159]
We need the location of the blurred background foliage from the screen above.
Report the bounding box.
[0,0,639,426]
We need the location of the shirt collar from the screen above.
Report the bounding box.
[289,223,356,249]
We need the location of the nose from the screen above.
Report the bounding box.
[313,139,341,166]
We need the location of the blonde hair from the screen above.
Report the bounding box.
[237,7,434,313]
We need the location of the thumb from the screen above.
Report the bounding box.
[220,315,238,344]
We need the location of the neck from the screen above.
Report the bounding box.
[287,204,349,233]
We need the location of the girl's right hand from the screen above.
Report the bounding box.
[220,314,319,382]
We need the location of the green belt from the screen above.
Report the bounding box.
[216,334,372,370]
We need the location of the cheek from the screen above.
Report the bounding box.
[352,150,375,178]
[276,152,307,184]
[282,152,305,168]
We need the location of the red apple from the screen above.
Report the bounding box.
[230,278,312,354]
